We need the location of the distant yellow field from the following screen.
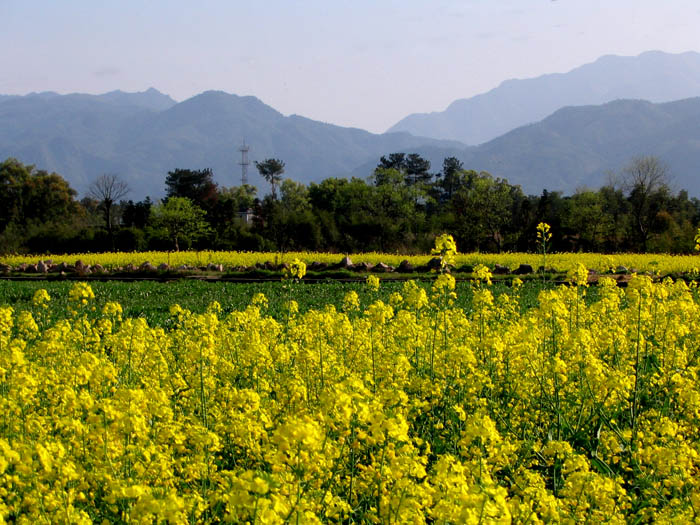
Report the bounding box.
[2,250,700,273]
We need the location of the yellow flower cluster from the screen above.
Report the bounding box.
[536,222,552,243]
[431,233,458,270]
[68,281,95,306]
[283,258,307,281]
[473,263,493,286]
[2,277,700,522]
[31,289,51,309]
[366,274,380,292]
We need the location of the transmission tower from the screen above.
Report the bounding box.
[238,140,250,185]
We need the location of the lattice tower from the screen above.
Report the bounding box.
[238,141,250,185]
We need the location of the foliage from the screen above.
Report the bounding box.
[446,171,524,252]
[255,158,285,200]
[2,153,700,255]
[164,168,218,211]
[0,158,82,254]
[121,197,152,229]
[207,185,258,249]
[150,197,211,251]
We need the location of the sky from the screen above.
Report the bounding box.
[2,1,700,133]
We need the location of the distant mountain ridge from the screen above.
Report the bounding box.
[388,50,700,145]
[3,88,177,111]
[455,97,700,195]
[0,89,463,197]
[4,60,700,200]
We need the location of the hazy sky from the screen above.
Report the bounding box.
[2,1,700,133]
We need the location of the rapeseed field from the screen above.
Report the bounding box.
[4,249,700,275]
[2,245,700,522]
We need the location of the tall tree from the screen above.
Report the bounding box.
[151,197,210,251]
[257,179,320,251]
[372,167,404,188]
[377,153,406,171]
[88,174,130,248]
[375,152,432,187]
[0,158,78,231]
[449,172,521,251]
[0,158,82,253]
[563,189,611,251]
[440,156,464,201]
[404,153,432,207]
[122,197,153,229]
[598,185,630,250]
[374,154,407,186]
[165,168,218,210]
[405,153,432,187]
[255,159,285,200]
[211,185,257,222]
[208,185,258,248]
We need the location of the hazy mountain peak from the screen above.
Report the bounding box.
[0,89,177,112]
[25,91,62,100]
[388,50,700,145]
[97,88,176,111]
[173,91,283,122]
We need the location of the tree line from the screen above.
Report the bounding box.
[1,153,698,255]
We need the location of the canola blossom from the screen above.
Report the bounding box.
[536,222,552,244]
[2,278,700,522]
[366,274,380,292]
[431,233,458,271]
[283,258,307,281]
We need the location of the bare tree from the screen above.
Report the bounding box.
[620,156,671,250]
[88,174,130,248]
[621,155,668,193]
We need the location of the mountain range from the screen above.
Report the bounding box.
[388,50,700,145]
[0,88,463,197]
[2,50,700,198]
[458,97,700,194]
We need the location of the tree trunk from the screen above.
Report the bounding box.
[105,203,115,251]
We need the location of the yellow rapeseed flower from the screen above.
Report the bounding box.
[366,274,380,292]
[32,289,51,308]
